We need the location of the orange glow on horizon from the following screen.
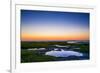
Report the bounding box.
[21,33,89,41]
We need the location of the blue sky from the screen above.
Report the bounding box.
[21,10,89,41]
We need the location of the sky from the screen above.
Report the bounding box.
[21,10,89,41]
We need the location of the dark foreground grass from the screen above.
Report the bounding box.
[21,41,89,63]
[21,50,57,63]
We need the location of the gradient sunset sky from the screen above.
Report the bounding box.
[21,10,89,41]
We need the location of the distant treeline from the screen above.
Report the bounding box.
[21,41,68,49]
[21,41,89,50]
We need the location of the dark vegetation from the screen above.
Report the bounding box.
[21,49,57,63]
[21,41,68,49]
[21,41,89,63]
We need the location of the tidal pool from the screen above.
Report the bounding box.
[45,49,83,57]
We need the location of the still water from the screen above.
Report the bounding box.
[45,49,83,57]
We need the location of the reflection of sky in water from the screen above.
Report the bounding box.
[45,49,83,57]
